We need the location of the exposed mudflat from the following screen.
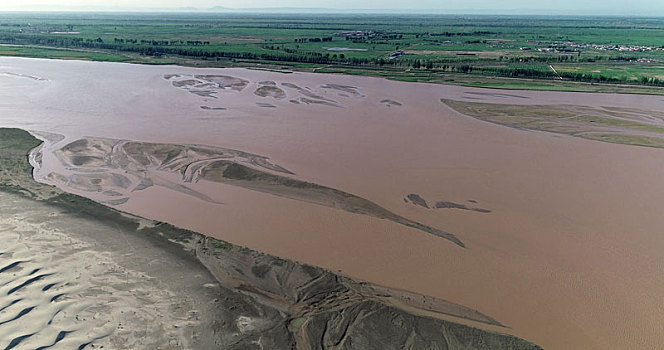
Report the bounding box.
[0,129,538,350]
[30,136,464,246]
[405,194,491,213]
[443,99,664,148]
[0,190,536,350]
[254,85,287,99]
[2,57,664,349]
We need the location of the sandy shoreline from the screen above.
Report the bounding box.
[2,56,664,349]
[0,129,537,349]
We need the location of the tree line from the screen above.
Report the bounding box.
[2,33,662,87]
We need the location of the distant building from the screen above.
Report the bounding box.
[337,30,371,37]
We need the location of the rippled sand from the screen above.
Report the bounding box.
[0,191,223,349]
[2,57,664,349]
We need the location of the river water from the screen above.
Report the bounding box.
[2,57,664,349]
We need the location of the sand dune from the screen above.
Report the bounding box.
[0,192,223,349]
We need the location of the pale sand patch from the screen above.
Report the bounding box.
[0,192,220,349]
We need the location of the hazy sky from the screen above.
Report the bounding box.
[2,0,664,15]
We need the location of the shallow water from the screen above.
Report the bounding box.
[2,57,664,349]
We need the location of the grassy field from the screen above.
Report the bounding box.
[2,13,664,93]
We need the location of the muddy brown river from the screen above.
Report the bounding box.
[2,57,664,349]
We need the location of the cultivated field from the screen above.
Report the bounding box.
[2,13,664,93]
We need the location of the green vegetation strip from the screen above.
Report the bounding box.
[1,14,664,94]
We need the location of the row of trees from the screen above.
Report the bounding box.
[391,58,664,86]
[0,35,214,48]
[498,55,611,63]
[2,33,662,87]
[429,31,498,37]
[346,35,403,44]
[114,39,212,46]
[293,37,333,43]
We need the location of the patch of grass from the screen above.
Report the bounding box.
[572,115,664,133]
[0,128,42,152]
[580,133,664,148]
[212,240,233,250]
[0,45,132,62]
[291,317,307,329]
[0,129,49,199]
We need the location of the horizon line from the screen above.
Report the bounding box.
[0,6,663,17]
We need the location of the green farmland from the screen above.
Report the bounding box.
[2,12,664,93]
